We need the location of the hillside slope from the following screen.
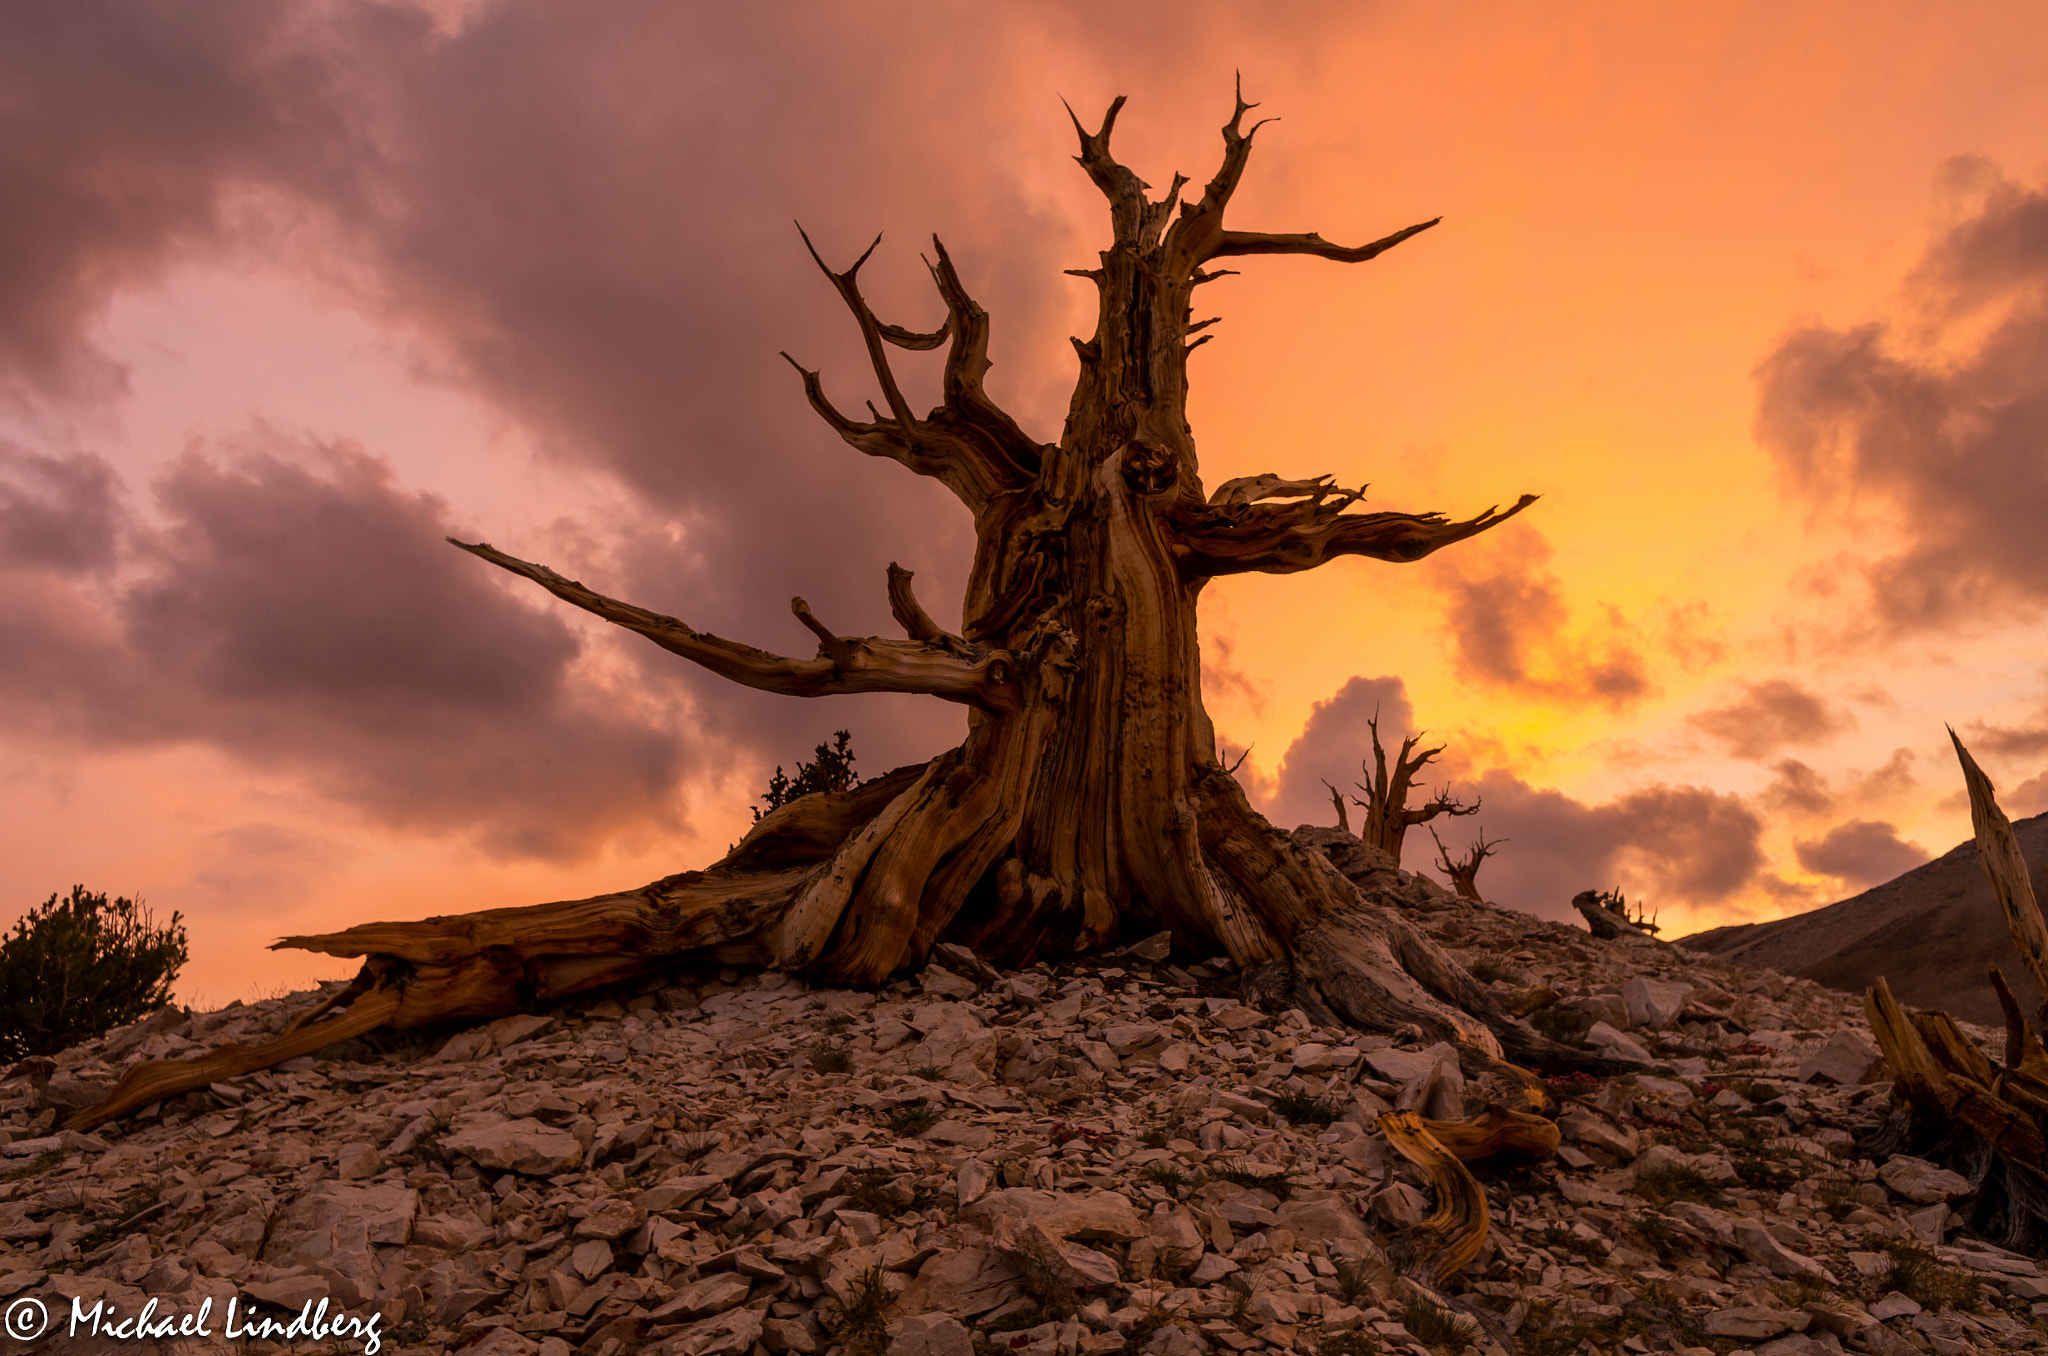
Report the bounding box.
[1678,812,2048,1027]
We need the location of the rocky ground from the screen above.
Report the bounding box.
[5,831,2047,1356]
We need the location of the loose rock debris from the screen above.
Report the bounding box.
[5,831,2048,1356]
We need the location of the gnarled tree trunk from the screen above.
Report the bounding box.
[74,85,1579,1132]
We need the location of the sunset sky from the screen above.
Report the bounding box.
[6,1,2048,1006]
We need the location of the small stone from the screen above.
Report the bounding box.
[335,1142,381,1179]
[1704,1306,1805,1340]
[1188,1253,1238,1283]
[442,1117,585,1175]
[957,1159,990,1207]
[1584,1021,1655,1064]
[888,1312,974,1356]
[569,1238,614,1281]
[1867,1291,1922,1321]
[464,1330,541,1356]
[1878,1156,1969,1204]
[1622,976,1692,1030]
[652,1271,752,1320]
[1796,1028,1881,1084]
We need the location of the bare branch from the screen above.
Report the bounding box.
[795,223,921,430]
[785,230,1038,508]
[1173,491,1537,578]
[1208,217,1441,263]
[886,562,974,658]
[922,237,1043,484]
[451,539,1018,710]
[1325,779,1351,835]
[1064,94,1137,201]
[790,596,854,670]
[1162,73,1274,269]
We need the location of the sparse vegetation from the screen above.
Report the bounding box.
[1632,1162,1725,1208]
[909,1062,945,1080]
[1876,1242,1979,1311]
[840,1169,903,1214]
[1398,1293,1476,1349]
[826,1265,893,1356]
[1208,1161,1296,1199]
[1269,1088,1343,1127]
[809,1042,852,1073]
[1332,1256,1376,1302]
[1538,1223,1607,1263]
[1141,1162,1189,1189]
[0,885,188,1061]
[1010,1232,1082,1318]
[753,729,861,822]
[885,1101,941,1136]
[1632,1211,1687,1263]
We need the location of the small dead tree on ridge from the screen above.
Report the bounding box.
[1352,712,1480,868]
[1429,826,1504,903]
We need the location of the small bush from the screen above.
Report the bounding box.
[1877,1243,1979,1311]
[840,1169,903,1213]
[1398,1294,1476,1349]
[885,1101,941,1136]
[809,1043,852,1074]
[753,730,861,821]
[0,886,188,1061]
[827,1266,893,1356]
[1208,1161,1295,1199]
[1332,1256,1376,1302]
[1269,1089,1343,1127]
[1141,1162,1189,1189]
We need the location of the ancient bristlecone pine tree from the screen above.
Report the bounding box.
[1352,712,1480,868]
[74,86,1573,1132]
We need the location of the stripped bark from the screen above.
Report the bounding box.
[71,83,1564,1132]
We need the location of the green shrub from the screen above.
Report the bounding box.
[0,886,187,1061]
[753,730,861,821]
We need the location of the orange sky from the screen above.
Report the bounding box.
[4,1,2048,1005]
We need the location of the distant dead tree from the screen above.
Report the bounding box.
[1572,887,1659,938]
[1429,825,1505,902]
[1351,711,1480,867]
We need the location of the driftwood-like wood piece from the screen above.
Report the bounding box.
[1952,728,2048,1005]
[1573,890,1655,941]
[72,82,1572,1131]
[1860,732,2048,1246]
[1420,1103,1562,1162]
[1379,1110,1491,1284]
